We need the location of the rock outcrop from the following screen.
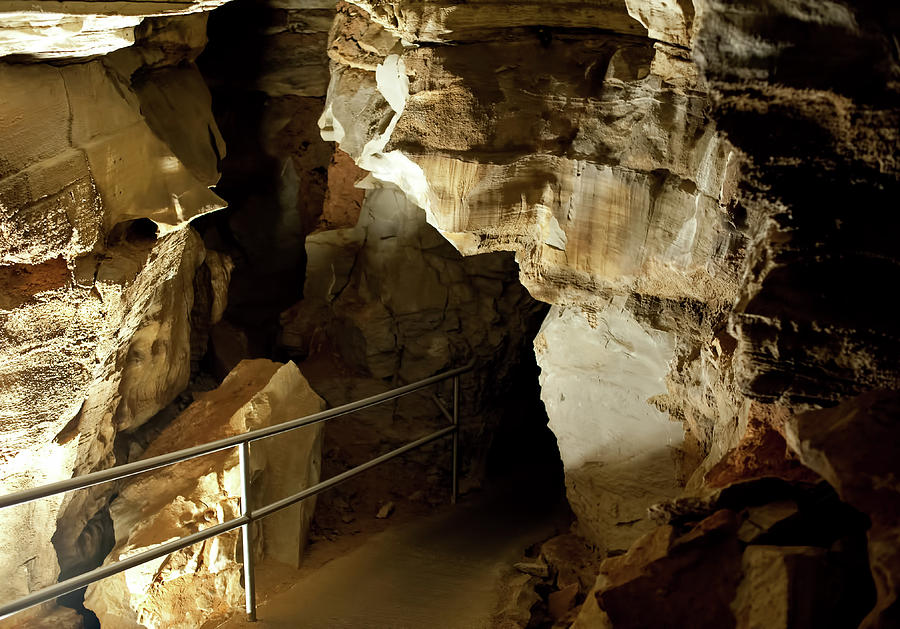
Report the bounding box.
[314,2,900,625]
[1,0,899,627]
[84,359,324,629]
[317,0,747,550]
[577,481,875,629]
[279,175,551,520]
[0,9,230,622]
[787,392,900,628]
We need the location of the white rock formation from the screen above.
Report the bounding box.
[535,304,682,550]
[84,359,324,629]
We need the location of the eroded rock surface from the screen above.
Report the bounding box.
[84,359,324,629]
[0,1,232,59]
[787,392,900,628]
[0,12,229,620]
[317,0,749,552]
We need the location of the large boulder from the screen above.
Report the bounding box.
[84,359,324,629]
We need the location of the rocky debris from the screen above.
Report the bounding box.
[0,604,85,629]
[547,582,580,621]
[704,411,821,489]
[736,500,800,545]
[83,359,325,629]
[514,561,549,579]
[513,533,602,628]
[578,479,875,628]
[786,391,900,628]
[375,501,395,519]
[595,509,743,629]
[734,545,853,629]
[0,11,230,607]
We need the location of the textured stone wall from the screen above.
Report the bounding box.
[0,7,232,623]
[315,2,900,626]
[317,0,751,551]
[84,359,324,629]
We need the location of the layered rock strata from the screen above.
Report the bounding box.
[0,0,232,59]
[318,0,747,549]
[0,10,230,623]
[692,2,900,624]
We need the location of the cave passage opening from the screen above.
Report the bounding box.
[188,0,571,620]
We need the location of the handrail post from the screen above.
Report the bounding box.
[451,375,459,505]
[238,442,257,622]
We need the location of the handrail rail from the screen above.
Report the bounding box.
[0,360,474,622]
[0,359,475,510]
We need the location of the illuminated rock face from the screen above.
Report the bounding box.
[0,11,229,619]
[318,0,746,549]
[83,359,324,629]
[535,305,682,551]
[0,1,232,59]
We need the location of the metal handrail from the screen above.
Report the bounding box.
[0,360,474,622]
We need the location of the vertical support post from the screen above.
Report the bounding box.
[451,375,459,505]
[238,442,257,622]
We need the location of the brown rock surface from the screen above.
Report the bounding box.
[317,0,753,554]
[0,0,232,59]
[595,509,743,629]
[83,359,324,629]
[787,391,900,629]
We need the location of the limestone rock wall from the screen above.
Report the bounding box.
[691,2,900,623]
[0,0,232,59]
[317,0,750,549]
[83,359,324,629]
[571,1,900,626]
[0,8,231,622]
[535,304,682,551]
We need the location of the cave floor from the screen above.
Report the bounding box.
[215,477,568,629]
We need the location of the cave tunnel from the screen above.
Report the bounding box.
[0,1,898,628]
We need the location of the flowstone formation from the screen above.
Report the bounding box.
[0,6,232,625]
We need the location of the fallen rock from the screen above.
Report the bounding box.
[734,544,873,629]
[736,501,800,544]
[595,510,743,629]
[539,533,600,592]
[547,582,580,620]
[84,359,325,629]
[376,501,395,519]
[705,412,820,489]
